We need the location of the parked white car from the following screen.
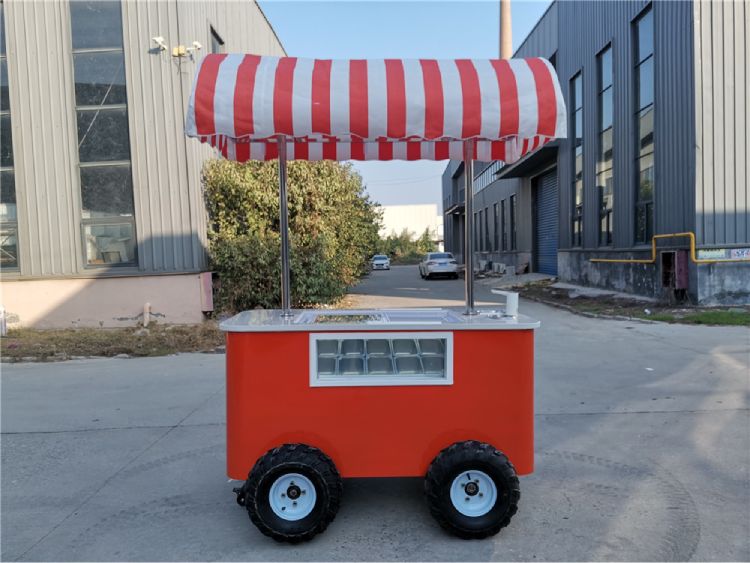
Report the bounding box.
[419,252,459,279]
[371,254,391,270]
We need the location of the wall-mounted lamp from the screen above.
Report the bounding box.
[172,40,202,59]
[152,36,167,51]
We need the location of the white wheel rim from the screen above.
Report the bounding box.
[268,473,317,521]
[449,470,497,517]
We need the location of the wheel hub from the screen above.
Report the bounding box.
[287,485,301,499]
[268,473,317,521]
[464,481,479,496]
[449,470,498,517]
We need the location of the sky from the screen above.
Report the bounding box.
[257,0,553,211]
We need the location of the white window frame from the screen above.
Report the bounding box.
[309,331,454,387]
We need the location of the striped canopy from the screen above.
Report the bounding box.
[186,54,566,162]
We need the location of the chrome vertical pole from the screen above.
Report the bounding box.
[463,140,477,315]
[277,136,293,317]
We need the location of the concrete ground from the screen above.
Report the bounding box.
[2,265,749,561]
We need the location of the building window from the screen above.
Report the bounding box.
[0,0,18,270]
[483,207,490,251]
[210,26,225,54]
[570,72,583,247]
[473,212,478,249]
[493,202,499,251]
[476,209,484,252]
[474,161,501,194]
[501,199,507,251]
[634,7,654,244]
[70,0,136,266]
[510,194,517,251]
[597,45,614,246]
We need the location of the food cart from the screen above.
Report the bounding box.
[185,54,566,542]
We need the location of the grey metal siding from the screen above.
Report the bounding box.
[2,0,284,279]
[654,0,695,238]
[122,1,192,273]
[694,0,748,245]
[556,0,695,251]
[3,0,81,277]
[515,1,558,60]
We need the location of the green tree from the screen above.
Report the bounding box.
[376,227,436,264]
[415,228,436,254]
[203,159,382,312]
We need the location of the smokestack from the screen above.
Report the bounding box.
[500,0,512,59]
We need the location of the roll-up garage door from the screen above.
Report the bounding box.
[534,170,558,275]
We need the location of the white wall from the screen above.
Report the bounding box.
[379,204,443,242]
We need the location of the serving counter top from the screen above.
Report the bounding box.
[220,308,540,332]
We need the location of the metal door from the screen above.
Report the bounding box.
[534,170,558,275]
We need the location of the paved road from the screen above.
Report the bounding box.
[2,265,749,561]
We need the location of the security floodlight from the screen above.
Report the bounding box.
[152,36,167,51]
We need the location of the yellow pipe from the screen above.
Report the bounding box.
[589,232,750,264]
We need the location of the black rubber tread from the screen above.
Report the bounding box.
[424,440,520,539]
[243,443,342,543]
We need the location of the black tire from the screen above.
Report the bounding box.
[452,273,459,280]
[425,440,520,539]
[242,443,342,543]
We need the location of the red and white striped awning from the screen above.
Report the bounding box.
[186,54,566,163]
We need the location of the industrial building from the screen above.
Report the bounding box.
[443,0,748,304]
[0,0,284,327]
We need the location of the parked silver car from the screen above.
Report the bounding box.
[371,254,391,270]
[419,252,459,279]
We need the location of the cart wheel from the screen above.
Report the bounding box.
[242,443,342,543]
[424,440,520,539]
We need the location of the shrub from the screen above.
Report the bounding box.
[203,159,381,312]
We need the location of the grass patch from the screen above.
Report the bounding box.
[1,322,224,362]
[635,310,750,326]
[682,311,750,326]
[514,281,750,326]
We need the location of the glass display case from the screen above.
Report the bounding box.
[310,332,452,386]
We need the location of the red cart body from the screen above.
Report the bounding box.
[224,309,537,480]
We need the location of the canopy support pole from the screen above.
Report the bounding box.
[278,136,293,318]
[463,140,478,316]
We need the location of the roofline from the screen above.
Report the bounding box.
[513,0,556,58]
[254,0,288,56]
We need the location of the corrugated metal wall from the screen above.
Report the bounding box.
[515,1,557,60]
[556,0,696,250]
[4,1,82,277]
[693,0,748,246]
[3,0,284,278]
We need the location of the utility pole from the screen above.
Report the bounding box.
[500,0,512,59]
